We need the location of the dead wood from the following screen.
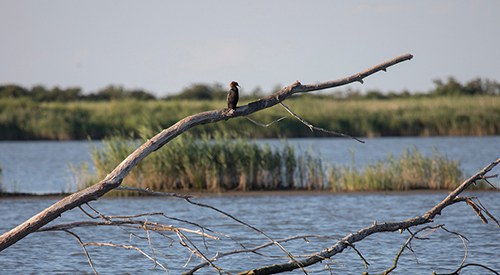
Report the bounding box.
[237,158,500,275]
[0,54,412,251]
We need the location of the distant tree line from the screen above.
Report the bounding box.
[331,77,500,100]
[0,85,156,102]
[0,77,499,102]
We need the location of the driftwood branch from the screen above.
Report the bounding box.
[10,159,500,274]
[184,235,338,275]
[382,224,467,275]
[236,158,500,274]
[0,54,413,251]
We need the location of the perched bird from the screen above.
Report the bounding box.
[227,81,239,110]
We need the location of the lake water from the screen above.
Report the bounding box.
[0,136,499,193]
[0,137,499,274]
[0,192,498,274]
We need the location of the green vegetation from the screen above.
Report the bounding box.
[0,77,499,140]
[0,84,156,102]
[78,132,471,193]
[84,132,325,193]
[1,77,499,102]
[1,95,499,140]
[330,148,463,191]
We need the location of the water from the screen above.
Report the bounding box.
[0,137,499,274]
[0,136,499,193]
[0,192,498,274]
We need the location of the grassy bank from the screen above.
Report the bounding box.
[74,132,481,194]
[1,95,499,140]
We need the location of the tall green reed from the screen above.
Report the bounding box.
[329,147,464,191]
[80,130,469,194]
[85,130,325,193]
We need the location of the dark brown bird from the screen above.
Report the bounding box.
[227,81,239,110]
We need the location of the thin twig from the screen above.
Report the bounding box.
[84,203,110,221]
[435,263,500,275]
[143,222,160,270]
[78,205,99,219]
[239,158,500,274]
[475,197,500,227]
[343,242,370,269]
[185,235,337,274]
[116,186,193,199]
[278,101,365,143]
[441,226,469,269]
[185,197,308,274]
[382,225,443,275]
[39,220,219,240]
[174,229,225,274]
[63,229,98,275]
[466,198,489,224]
[84,242,169,272]
[245,116,287,127]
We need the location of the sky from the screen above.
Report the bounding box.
[1,1,499,97]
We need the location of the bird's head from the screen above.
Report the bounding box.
[230,81,239,89]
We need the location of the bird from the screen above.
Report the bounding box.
[227,81,239,110]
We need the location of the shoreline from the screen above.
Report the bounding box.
[1,189,497,199]
[1,134,500,142]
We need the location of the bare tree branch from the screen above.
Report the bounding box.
[184,197,308,274]
[184,235,338,275]
[38,220,219,240]
[0,53,413,252]
[382,224,469,275]
[116,186,193,199]
[435,263,500,275]
[236,158,500,274]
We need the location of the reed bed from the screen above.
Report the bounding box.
[80,133,469,194]
[1,95,499,140]
[329,148,464,191]
[87,132,326,193]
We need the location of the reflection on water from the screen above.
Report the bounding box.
[0,192,498,274]
[0,136,499,194]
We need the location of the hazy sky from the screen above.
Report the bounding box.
[1,1,499,96]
